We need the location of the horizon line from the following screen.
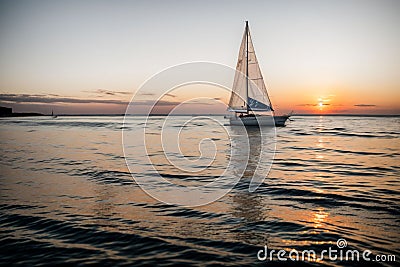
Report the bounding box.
[2,113,399,117]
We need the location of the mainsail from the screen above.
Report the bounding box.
[228,22,273,113]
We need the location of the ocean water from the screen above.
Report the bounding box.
[0,115,399,266]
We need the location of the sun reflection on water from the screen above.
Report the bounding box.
[312,208,329,229]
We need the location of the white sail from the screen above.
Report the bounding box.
[228,22,273,112]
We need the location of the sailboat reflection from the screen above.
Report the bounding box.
[228,126,275,245]
[228,126,275,190]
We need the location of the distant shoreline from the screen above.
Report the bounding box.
[292,114,400,117]
[2,113,399,117]
[1,112,45,117]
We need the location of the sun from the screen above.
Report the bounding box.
[318,98,324,110]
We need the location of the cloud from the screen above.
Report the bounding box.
[0,93,129,105]
[130,100,181,106]
[0,93,184,107]
[137,92,176,98]
[138,92,155,96]
[0,93,230,115]
[354,104,376,107]
[297,103,330,106]
[83,89,131,96]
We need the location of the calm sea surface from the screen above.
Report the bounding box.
[0,116,399,266]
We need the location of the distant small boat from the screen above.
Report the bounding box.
[51,110,57,118]
[228,21,290,127]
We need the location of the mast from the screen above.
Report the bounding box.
[245,21,249,114]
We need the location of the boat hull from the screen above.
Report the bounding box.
[273,115,290,127]
[229,115,289,127]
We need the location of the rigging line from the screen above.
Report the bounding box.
[245,21,249,114]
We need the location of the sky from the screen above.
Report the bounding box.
[0,0,399,115]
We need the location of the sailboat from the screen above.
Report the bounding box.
[51,110,57,118]
[228,21,290,127]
